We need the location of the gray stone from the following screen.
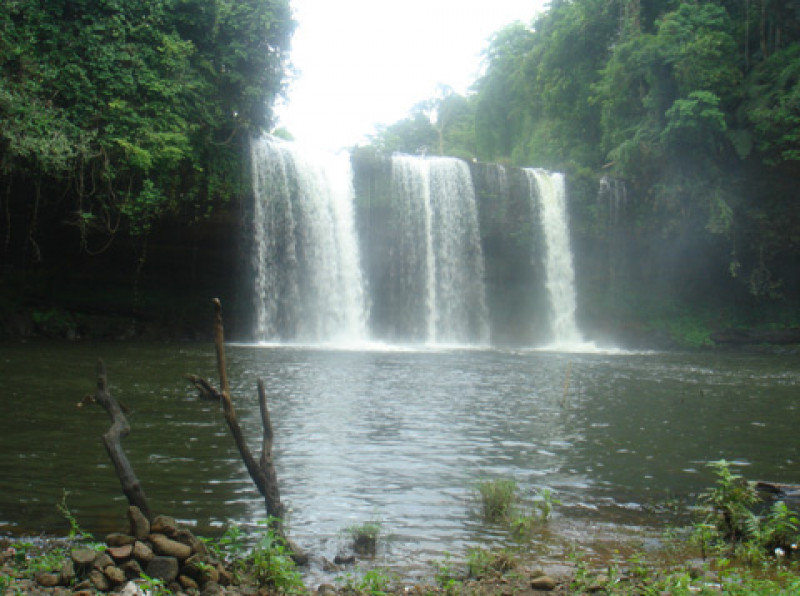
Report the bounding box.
[108,544,134,561]
[120,559,143,580]
[70,547,98,567]
[106,532,136,547]
[150,533,193,560]
[36,571,61,587]
[88,568,111,591]
[530,575,557,591]
[93,552,114,569]
[133,540,155,563]
[145,556,180,583]
[104,565,126,585]
[150,515,178,536]
[128,506,151,540]
[173,527,197,546]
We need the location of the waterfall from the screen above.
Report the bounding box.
[250,137,368,343]
[385,155,490,344]
[525,169,585,347]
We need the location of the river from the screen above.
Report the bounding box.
[1,341,798,574]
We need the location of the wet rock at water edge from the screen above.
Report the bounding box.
[150,515,179,536]
[530,575,558,591]
[150,533,193,559]
[106,532,136,547]
[128,506,151,540]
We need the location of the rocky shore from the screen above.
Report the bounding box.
[0,505,572,595]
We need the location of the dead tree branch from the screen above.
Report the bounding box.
[189,299,285,522]
[92,359,153,520]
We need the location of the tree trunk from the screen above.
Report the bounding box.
[92,359,153,520]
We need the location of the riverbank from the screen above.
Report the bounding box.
[4,523,800,595]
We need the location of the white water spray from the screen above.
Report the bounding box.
[390,155,489,344]
[526,169,587,349]
[250,137,368,343]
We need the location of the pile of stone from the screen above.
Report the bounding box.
[36,506,234,593]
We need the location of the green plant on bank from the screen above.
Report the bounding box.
[570,550,800,595]
[205,523,247,563]
[335,567,395,595]
[247,520,304,594]
[137,573,171,595]
[476,478,559,540]
[432,552,463,594]
[466,546,518,578]
[56,490,93,541]
[348,520,382,556]
[8,542,68,578]
[476,478,517,522]
[693,460,800,564]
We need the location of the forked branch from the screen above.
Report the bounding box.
[188,298,285,521]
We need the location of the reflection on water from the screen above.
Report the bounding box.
[1,342,798,568]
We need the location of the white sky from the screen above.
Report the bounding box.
[275,0,549,151]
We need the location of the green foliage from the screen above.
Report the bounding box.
[336,567,395,595]
[465,546,517,578]
[697,460,760,546]
[56,490,93,541]
[348,520,382,556]
[137,573,171,595]
[475,478,518,522]
[570,549,800,595]
[432,552,462,594]
[204,523,247,564]
[248,522,304,593]
[365,0,800,311]
[693,460,800,563]
[0,0,294,250]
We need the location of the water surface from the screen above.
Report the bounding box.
[1,342,797,571]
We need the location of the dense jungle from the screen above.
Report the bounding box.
[1,0,799,345]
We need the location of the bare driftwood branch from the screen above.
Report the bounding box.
[92,359,153,520]
[189,299,285,521]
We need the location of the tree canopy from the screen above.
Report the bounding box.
[0,0,294,260]
[367,0,800,308]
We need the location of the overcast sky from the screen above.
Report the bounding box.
[275,0,549,151]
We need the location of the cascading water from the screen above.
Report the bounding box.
[385,155,490,344]
[250,137,368,343]
[525,169,586,348]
